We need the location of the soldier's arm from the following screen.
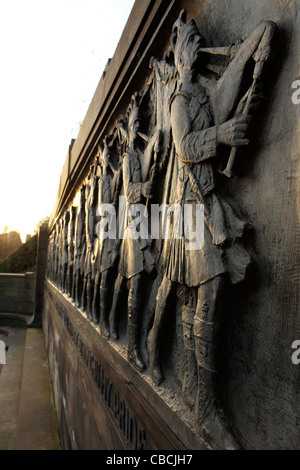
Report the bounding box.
[171,94,250,160]
[171,94,218,164]
[123,154,143,204]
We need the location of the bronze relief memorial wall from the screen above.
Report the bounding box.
[43,0,300,450]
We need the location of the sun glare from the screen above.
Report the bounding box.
[0,0,135,246]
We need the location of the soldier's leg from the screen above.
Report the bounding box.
[70,266,75,301]
[179,287,198,409]
[99,269,110,339]
[67,265,73,298]
[75,269,81,308]
[109,273,124,340]
[92,272,100,325]
[86,273,93,321]
[62,263,67,293]
[127,273,145,373]
[81,276,87,312]
[141,272,163,364]
[194,275,240,449]
[147,274,174,386]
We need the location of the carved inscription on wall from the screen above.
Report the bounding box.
[53,292,147,450]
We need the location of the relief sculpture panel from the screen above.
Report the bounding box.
[47,9,278,450]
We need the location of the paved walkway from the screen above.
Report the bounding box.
[0,326,60,450]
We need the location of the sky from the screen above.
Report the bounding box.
[0,0,135,242]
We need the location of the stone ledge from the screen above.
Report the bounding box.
[44,280,208,450]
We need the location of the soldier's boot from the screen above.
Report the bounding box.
[127,295,145,373]
[194,317,241,450]
[99,286,110,339]
[182,305,198,409]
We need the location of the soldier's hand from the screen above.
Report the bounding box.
[142,181,154,198]
[217,115,251,147]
